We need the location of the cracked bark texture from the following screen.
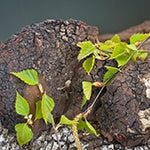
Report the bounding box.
[0,19,99,132]
[95,39,150,147]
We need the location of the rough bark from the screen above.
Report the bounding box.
[94,22,150,147]
[95,36,150,147]
[0,19,99,132]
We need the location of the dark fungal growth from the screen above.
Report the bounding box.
[0,18,150,148]
[95,39,150,147]
[0,19,99,132]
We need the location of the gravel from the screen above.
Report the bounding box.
[0,121,150,150]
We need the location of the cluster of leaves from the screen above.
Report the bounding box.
[59,114,98,150]
[60,114,98,135]
[11,70,55,146]
[78,33,150,106]
[11,69,97,147]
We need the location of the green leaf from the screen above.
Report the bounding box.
[103,66,121,82]
[130,33,150,44]
[15,91,29,116]
[111,34,121,43]
[49,113,55,124]
[81,94,88,108]
[139,52,148,61]
[100,40,118,50]
[59,115,77,125]
[35,100,43,120]
[41,94,55,124]
[11,69,38,85]
[77,119,86,130]
[115,51,134,67]
[77,41,97,61]
[132,51,148,61]
[98,51,109,57]
[77,119,99,136]
[109,45,127,59]
[132,52,139,62]
[127,44,137,51]
[85,119,98,136]
[82,81,92,100]
[15,123,33,146]
[83,56,95,74]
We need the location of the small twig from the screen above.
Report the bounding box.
[53,126,62,150]
[72,113,83,150]
[82,71,118,116]
[50,140,54,150]
[137,36,150,50]
[72,124,82,150]
[50,115,62,150]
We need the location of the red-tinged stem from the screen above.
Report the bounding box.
[82,36,150,116]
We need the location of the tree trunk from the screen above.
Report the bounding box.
[0,19,99,133]
[95,23,150,147]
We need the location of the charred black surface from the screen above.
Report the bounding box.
[0,19,99,132]
[1,18,150,148]
[96,40,150,146]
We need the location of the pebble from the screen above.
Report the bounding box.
[0,121,149,150]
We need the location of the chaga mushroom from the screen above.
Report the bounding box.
[95,39,150,147]
[0,19,99,132]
